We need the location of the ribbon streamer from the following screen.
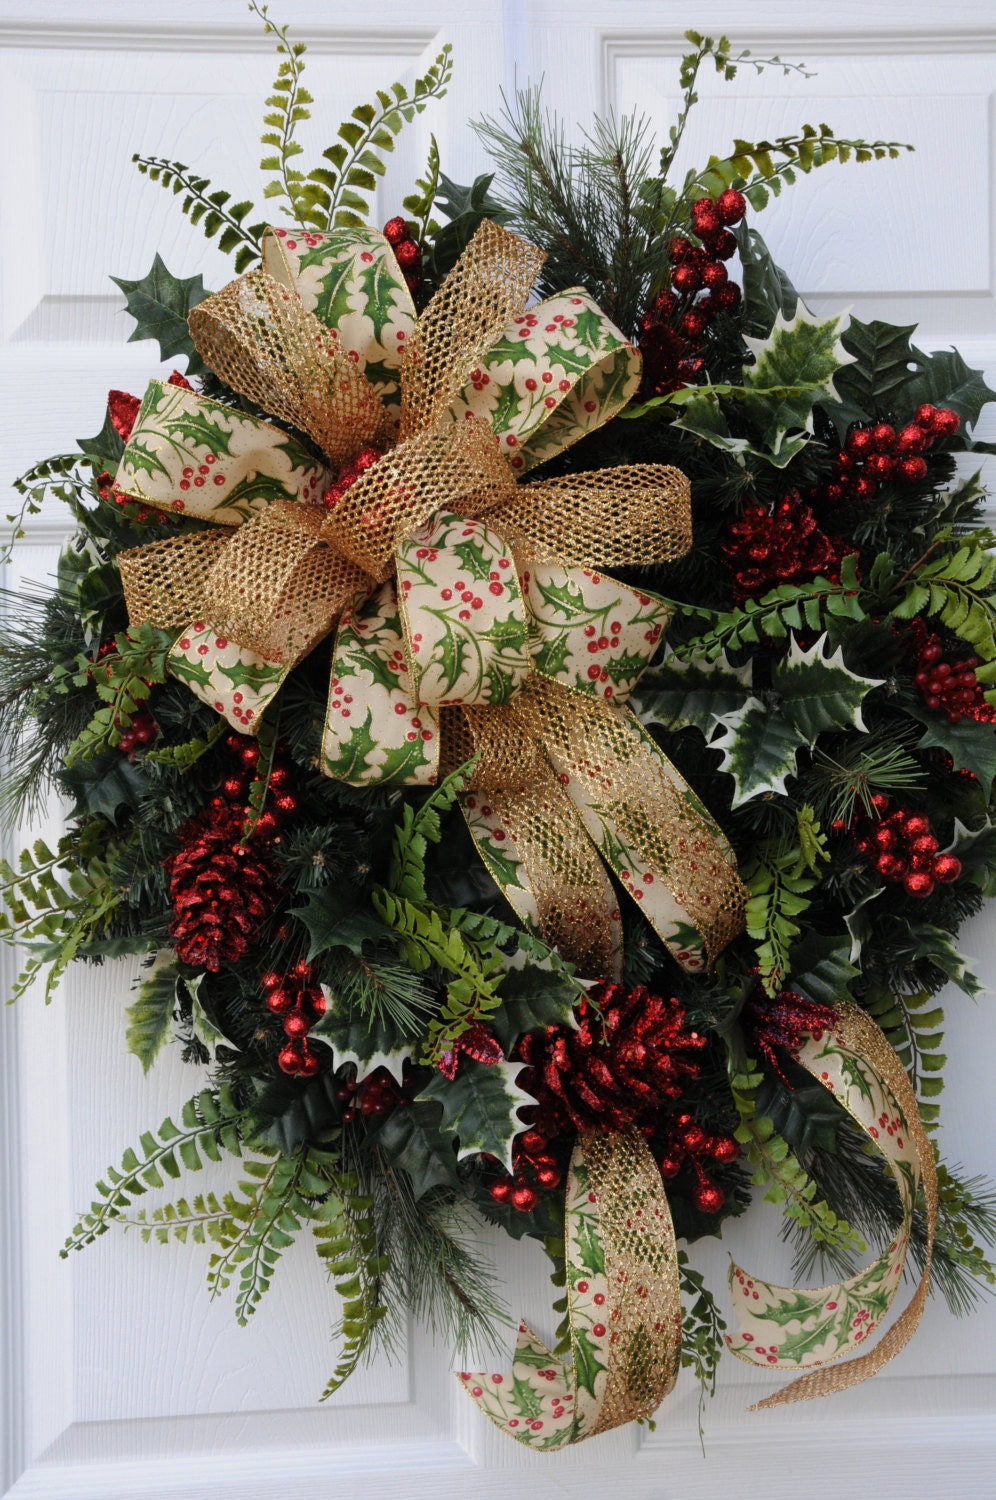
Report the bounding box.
[459,1129,681,1449]
[114,219,746,973]
[727,1000,936,1405]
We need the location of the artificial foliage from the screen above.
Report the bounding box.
[3,17,996,1443]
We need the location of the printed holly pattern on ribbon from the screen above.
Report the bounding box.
[459,1128,681,1449]
[727,1000,936,1404]
[114,218,747,976]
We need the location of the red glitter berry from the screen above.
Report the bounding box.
[690,198,723,237]
[382,216,409,246]
[931,407,961,438]
[715,188,747,225]
[393,238,422,271]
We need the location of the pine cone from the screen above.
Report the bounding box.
[165,803,281,972]
[515,981,708,1136]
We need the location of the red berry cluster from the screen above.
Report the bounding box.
[489,1126,564,1215]
[382,215,422,295]
[335,1063,413,1124]
[265,960,327,1078]
[722,492,855,604]
[321,445,383,510]
[911,625,996,726]
[742,987,838,1087]
[828,406,961,506]
[216,731,300,841]
[657,1111,738,1215]
[848,794,962,898]
[637,189,746,398]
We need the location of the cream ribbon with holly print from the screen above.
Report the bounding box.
[116,218,746,977]
[459,1129,681,1448]
[727,1000,936,1406]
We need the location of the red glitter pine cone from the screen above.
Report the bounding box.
[165,804,282,972]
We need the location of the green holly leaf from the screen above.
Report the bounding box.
[374,1100,460,1198]
[773,633,883,744]
[76,404,126,472]
[671,389,750,458]
[910,709,996,800]
[735,223,798,336]
[111,253,210,375]
[636,650,753,736]
[571,1326,606,1400]
[490,963,580,1052]
[289,886,393,961]
[417,1059,535,1172]
[905,347,996,439]
[125,953,180,1073]
[831,317,919,434]
[787,933,859,1006]
[710,697,806,804]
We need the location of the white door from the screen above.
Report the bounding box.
[2,3,996,1496]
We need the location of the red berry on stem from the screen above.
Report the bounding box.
[871,422,896,452]
[847,427,875,458]
[511,1184,538,1213]
[672,263,702,295]
[382,215,409,246]
[914,403,938,429]
[931,407,960,438]
[904,871,935,899]
[690,198,723,237]
[716,188,747,225]
[693,1180,725,1214]
[933,854,962,883]
[490,1179,513,1204]
[896,456,928,484]
[393,239,421,271]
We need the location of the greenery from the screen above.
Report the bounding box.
[3,13,996,1424]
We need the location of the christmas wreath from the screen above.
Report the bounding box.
[3,14,996,1448]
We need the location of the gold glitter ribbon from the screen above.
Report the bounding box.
[459,1129,681,1447]
[115,220,746,974]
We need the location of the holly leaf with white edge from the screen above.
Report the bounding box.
[417,1059,535,1172]
[710,697,806,805]
[773,633,883,745]
[740,307,856,455]
[844,888,882,965]
[943,819,996,897]
[636,650,754,737]
[111,254,210,374]
[905,924,983,999]
[313,993,413,1086]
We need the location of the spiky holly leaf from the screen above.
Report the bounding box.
[773,633,883,745]
[313,995,412,1085]
[943,819,996,897]
[125,953,180,1073]
[288,886,393,960]
[735,223,798,337]
[417,1059,535,1172]
[739,307,856,457]
[905,924,982,999]
[910,711,996,800]
[76,404,126,472]
[831,317,919,434]
[710,697,805,804]
[374,1100,460,1198]
[844,888,882,964]
[490,962,579,1052]
[905,346,996,439]
[636,651,753,737]
[110,254,210,374]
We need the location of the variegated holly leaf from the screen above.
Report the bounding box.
[904,924,982,999]
[844,889,882,964]
[374,1099,461,1197]
[710,697,805,805]
[943,819,996,896]
[636,650,754,736]
[773,634,883,744]
[740,307,856,453]
[417,1059,535,1172]
[313,989,414,1084]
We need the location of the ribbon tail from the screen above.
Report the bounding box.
[457,1321,580,1449]
[454,703,622,978]
[728,1001,936,1407]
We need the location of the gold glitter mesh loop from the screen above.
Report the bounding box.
[399,220,544,439]
[318,417,518,583]
[117,528,234,629]
[455,703,621,979]
[571,1130,681,1434]
[196,501,367,664]
[518,678,745,967]
[478,464,692,569]
[187,269,390,469]
[751,1001,937,1409]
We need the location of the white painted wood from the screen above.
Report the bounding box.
[2,3,996,1495]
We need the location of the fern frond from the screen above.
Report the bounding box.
[131,157,265,272]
